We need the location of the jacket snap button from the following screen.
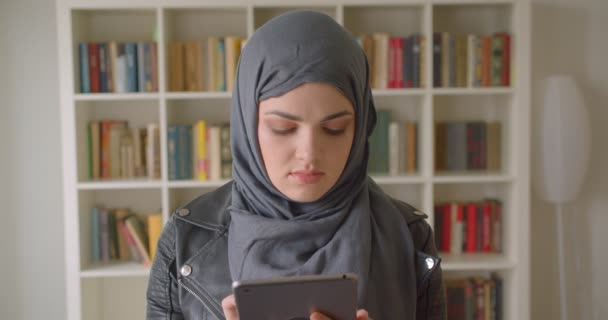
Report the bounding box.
[178,208,190,217]
[414,210,425,216]
[425,257,435,270]
[181,264,192,276]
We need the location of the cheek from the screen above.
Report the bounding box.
[257,127,291,173]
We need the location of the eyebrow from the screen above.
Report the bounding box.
[264,110,353,122]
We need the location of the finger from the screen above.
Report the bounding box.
[356,309,369,320]
[310,311,332,320]
[221,295,238,320]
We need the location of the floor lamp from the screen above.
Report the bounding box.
[534,75,591,320]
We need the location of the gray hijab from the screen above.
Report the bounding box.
[228,11,417,319]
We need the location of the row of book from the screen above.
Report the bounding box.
[168,37,246,92]
[168,121,232,181]
[87,121,161,180]
[369,110,418,174]
[90,207,162,267]
[435,121,501,172]
[79,42,159,93]
[356,33,426,89]
[446,274,503,320]
[434,200,502,254]
[433,32,511,88]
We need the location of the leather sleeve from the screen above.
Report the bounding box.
[146,215,185,320]
[409,219,447,320]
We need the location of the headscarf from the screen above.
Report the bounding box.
[228,10,417,319]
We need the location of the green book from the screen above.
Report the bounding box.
[368,110,390,174]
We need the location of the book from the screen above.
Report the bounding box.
[124,215,151,267]
[79,42,90,93]
[372,33,389,89]
[169,42,185,91]
[147,214,162,261]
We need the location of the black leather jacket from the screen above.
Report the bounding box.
[146,182,446,320]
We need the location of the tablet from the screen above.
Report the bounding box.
[232,273,358,320]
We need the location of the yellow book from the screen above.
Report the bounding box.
[194,120,208,180]
[147,213,162,261]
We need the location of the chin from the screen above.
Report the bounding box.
[285,188,325,203]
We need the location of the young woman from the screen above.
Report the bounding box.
[146,10,445,320]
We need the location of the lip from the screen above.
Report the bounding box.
[289,170,325,184]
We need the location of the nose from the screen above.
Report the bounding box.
[294,127,320,163]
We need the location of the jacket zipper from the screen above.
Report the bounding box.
[178,278,224,320]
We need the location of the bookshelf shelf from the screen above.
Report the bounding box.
[440,253,514,271]
[80,262,150,278]
[77,180,163,190]
[74,93,160,101]
[58,1,530,319]
[431,87,513,95]
[371,174,425,184]
[164,91,232,100]
[371,88,427,96]
[432,173,514,183]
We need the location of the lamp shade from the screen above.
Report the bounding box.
[534,75,591,204]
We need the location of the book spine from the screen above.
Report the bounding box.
[88,42,100,93]
[433,33,442,88]
[98,43,108,93]
[79,42,90,93]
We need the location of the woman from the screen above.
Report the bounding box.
[146,10,445,320]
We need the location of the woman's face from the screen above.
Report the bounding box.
[258,82,355,202]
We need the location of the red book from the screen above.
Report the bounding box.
[388,37,397,88]
[442,203,452,252]
[497,32,511,86]
[492,200,502,252]
[481,201,492,252]
[466,203,478,252]
[395,37,404,88]
[88,43,100,93]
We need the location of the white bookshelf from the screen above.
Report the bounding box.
[57,0,530,319]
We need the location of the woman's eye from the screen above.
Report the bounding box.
[271,128,296,135]
[324,128,346,136]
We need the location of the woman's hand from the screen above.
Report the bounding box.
[222,294,369,320]
[222,295,239,320]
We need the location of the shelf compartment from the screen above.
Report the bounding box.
[343,4,425,37]
[78,189,162,272]
[82,277,148,320]
[253,6,337,30]
[166,98,231,127]
[433,2,513,34]
[75,100,160,183]
[433,94,512,175]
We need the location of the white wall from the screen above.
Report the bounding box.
[0,0,66,319]
[531,0,608,319]
[0,0,606,319]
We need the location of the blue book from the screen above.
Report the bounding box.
[137,42,145,92]
[79,42,90,93]
[90,207,100,263]
[98,43,108,92]
[125,42,138,92]
[177,126,191,179]
[218,39,226,91]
